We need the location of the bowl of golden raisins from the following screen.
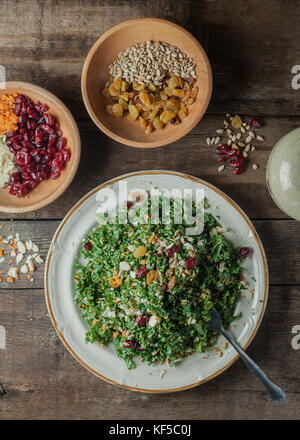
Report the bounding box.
[81,18,212,148]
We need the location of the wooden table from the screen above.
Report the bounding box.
[0,0,299,420]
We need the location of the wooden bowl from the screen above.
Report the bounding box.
[81,18,212,148]
[0,82,81,213]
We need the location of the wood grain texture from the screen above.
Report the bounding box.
[0,116,299,221]
[0,286,299,420]
[0,0,299,117]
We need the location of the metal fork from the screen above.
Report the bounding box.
[208,307,286,403]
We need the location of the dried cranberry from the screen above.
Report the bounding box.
[238,247,253,259]
[122,340,141,350]
[135,313,150,327]
[136,265,149,278]
[9,182,29,197]
[40,124,54,135]
[44,113,55,126]
[62,148,71,162]
[218,156,227,163]
[165,245,181,258]
[56,137,67,150]
[185,257,198,269]
[34,101,49,114]
[216,144,230,156]
[84,241,93,251]
[125,201,133,209]
[14,103,22,116]
[15,151,31,166]
[249,118,261,128]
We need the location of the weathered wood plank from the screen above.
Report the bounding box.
[0,286,299,419]
[0,0,299,118]
[0,115,298,220]
[0,219,298,289]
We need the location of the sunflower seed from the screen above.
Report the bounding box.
[218,165,225,172]
[216,129,224,134]
[252,163,258,169]
[206,137,211,145]
[257,135,264,141]
[246,136,252,143]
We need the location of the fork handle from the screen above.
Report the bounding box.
[220,328,286,403]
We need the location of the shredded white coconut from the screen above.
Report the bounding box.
[0,136,17,187]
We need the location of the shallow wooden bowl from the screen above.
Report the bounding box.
[81,18,212,148]
[0,82,81,213]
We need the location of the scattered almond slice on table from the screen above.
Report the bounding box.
[206,114,264,174]
[0,225,44,284]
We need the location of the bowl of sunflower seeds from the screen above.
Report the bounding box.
[81,18,212,148]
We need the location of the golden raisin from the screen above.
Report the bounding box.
[168,76,183,89]
[231,115,242,129]
[108,83,120,97]
[118,97,128,110]
[153,117,164,129]
[178,107,188,120]
[113,77,122,89]
[111,103,123,117]
[160,110,177,124]
[139,91,151,107]
[139,116,147,130]
[191,86,198,99]
[105,104,114,116]
[133,81,145,91]
[164,87,174,97]
[165,97,180,111]
[145,123,153,134]
[128,104,139,120]
[133,246,147,258]
[172,88,185,98]
[121,80,128,92]
[101,88,110,98]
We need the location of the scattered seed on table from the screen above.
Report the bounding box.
[253,164,258,169]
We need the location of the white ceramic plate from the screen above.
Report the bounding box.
[45,171,268,393]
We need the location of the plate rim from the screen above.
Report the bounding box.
[44,170,269,393]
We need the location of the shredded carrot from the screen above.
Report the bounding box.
[0,94,18,136]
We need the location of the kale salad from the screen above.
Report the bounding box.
[73,195,250,369]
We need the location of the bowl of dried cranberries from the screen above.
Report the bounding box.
[0,81,81,212]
